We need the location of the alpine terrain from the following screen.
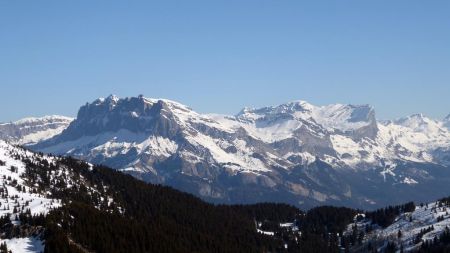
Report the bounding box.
[0,139,299,252]
[3,95,450,209]
[2,139,450,252]
[0,116,73,145]
[0,141,450,253]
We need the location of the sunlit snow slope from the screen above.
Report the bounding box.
[18,95,450,209]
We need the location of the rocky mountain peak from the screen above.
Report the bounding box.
[56,96,191,142]
[13,95,450,210]
[346,104,375,123]
[393,113,443,133]
[235,101,378,140]
[236,100,313,120]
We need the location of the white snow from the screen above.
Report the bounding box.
[185,132,270,172]
[24,97,450,181]
[256,228,275,236]
[402,177,418,185]
[137,136,178,157]
[380,202,450,251]
[308,103,374,132]
[0,141,61,220]
[12,115,73,125]
[283,152,316,165]
[19,125,69,145]
[0,115,73,145]
[225,101,374,136]
[349,201,450,252]
[328,114,450,168]
[2,237,44,253]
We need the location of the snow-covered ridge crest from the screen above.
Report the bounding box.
[0,115,73,145]
[382,113,450,154]
[20,95,450,209]
[232,100,377,139]
[12,115,73,125]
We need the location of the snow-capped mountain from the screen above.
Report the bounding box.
[0,140,306,252]
[28,95,450,209]
[4,137,450,252]
[0,115,73,145]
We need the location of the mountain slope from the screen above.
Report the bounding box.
[29,95,450,209]
[346,199,450,252]
[0,140,305,253]
[0,116,73,145]
[0,140,118,252]
[3,139,450,252]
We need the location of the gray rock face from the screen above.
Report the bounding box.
[0,116,73,145]
[432,147,450,167]
[444,114,450,130]
[26,96,450,209]
[58,95,182,141]
[348,106,379,140]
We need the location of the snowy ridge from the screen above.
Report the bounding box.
[348,200,450,252]
[12,115,73,125]
[0,141,61,252]
[214,102,450,168]
[0,140,123,252]
[231,101,375,136]
[20,97,450,171]
[0,115,73,145]
[24,95,450,208]
[0,141,61,219]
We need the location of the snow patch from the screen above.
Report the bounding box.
[3,237,44,253]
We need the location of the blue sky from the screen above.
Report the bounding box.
[0,1,449,122]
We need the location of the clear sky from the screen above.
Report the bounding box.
[0,1,449,122]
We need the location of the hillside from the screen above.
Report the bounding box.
[22,95,450,209]
[0,141,301,252]
[1,140,450,252]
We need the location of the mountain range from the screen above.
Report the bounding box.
[2,95,450,209]
[2,139,450,252]
[0,115,73,145]
[2,136,450,252]
[0,139,300,252]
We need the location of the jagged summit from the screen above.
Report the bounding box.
[393,113,447,135]
[233,100,377,141]
[2,95,449,209]
[61,95,201,142]
[395,113,429,125]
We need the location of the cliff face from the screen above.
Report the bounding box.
[26,96,450,209]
